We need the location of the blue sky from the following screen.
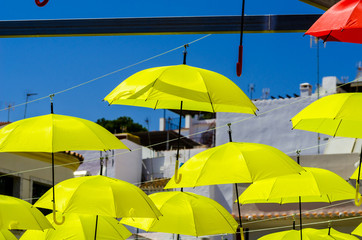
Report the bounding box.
[0,0,361,131]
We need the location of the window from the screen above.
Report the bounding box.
[32,181,51,204]
[0,174,20,198]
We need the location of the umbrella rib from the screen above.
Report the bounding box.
[196,70,215,113]
[144,67,169,103]
[207,92,215,113]
[333,119,343,137]
[185,193,199,236]
[30,206,47,231]
[107,219,127,239]
[130,183,161,219]
[324,30,333,42]
[144,78,158,102]
[77,120,120,151]
[210,201,239,234]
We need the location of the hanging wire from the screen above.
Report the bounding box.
[0,89,350,184]
[0,34,212,115]
[120,214,362,240]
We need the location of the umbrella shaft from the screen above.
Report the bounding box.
[94,215,99,240]
[358,146,362,183]
[299,196,302,240]
[52,152,55,203]
[176,101,183,162]
[235,183,242,227]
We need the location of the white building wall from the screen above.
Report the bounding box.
[216,95,327,155]
[213,94,331,212]
[0,153,74,201]
[77,139,142,184]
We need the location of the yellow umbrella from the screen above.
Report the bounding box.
[104,64,257,184]
[104,64,257,114]
[351,221,362,238]
[291,93,362,205]
[0,114,127,152]
[291,93,362,138]
[20,213,132,240]
[34,175,162,219]
[315,228,359,240]
[238,167,356,240]
[238,167,356,204]
[0,194,52,231]
[165,142,304,188]
[258,228,343,240]
[164,142,304,240]
[121,191,238,237]
[0,230,17,240]
[0,113,129,224]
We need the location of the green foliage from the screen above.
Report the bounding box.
[96,116,147,134]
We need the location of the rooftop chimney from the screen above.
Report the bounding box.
[300,83,312,97]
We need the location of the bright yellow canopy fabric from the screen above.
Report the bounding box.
[121,191,238,237]
[34,175,161,219]
[164,142,304,188]
[315,228,359,240]
[0,114,128,153]
[0,194,52,230]
[258,228,345,240]
[0,230,17,240]
[351,221,362,237]
[238,167,356,204]
[104,64,257,114]
[291,93,362,138]
[349,166,361,180]
[20,213,132,240]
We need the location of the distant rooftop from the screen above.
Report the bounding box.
[132,130,202,151]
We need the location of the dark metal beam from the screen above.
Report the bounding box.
[0,14,321,38]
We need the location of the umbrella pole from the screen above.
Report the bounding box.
[235,183,244,240]
[355,146,362,206]
[299,196,302,240]
[174,101,183,184]
[94,215,99,240]
[228,124,244,240]
[50,98,64,225]
[93,153,104,239]
[292,214,296,230]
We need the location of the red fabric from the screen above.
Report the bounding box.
[35,0,49,7]
[305,0,362,44]
[236,45,243,77]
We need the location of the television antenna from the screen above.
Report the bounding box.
[262,88,270,99]
[24,92,38,119]
[248,83,255,100]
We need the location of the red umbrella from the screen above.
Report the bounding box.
[305,0,362,44]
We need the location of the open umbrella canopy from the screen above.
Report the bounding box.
[34,175,162,219]
[0,113,128,153]
[351,221,362,237]
[291,93,362,138]
[0,194,52,231]
[258,228,350,240]
[305,0,362,44]
[165,142,304,188]
[104,64,257,114]
[121,191,238,237]
[20,213,132,240]
[0,230,17,240]
[316,228,359,240]
[238,167,356,204]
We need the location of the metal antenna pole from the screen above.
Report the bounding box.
[24,93,38,118]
